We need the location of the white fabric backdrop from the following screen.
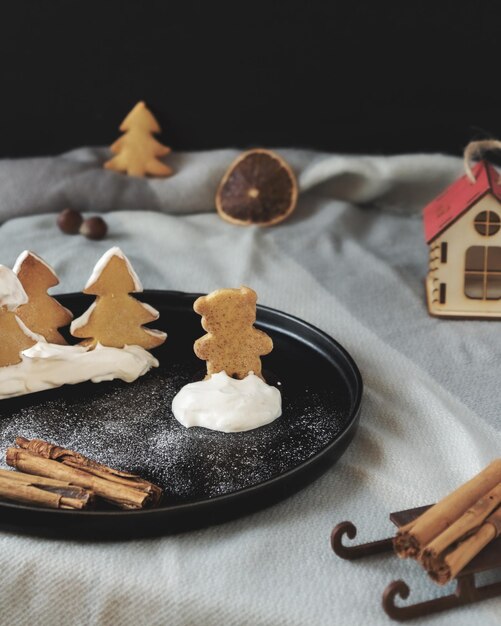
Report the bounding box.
[0,149,499,625]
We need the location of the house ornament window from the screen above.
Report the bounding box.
[474,211,501,236]
[465,246,501,299]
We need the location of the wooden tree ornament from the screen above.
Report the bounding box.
[0,266,38,367]
[104,101,173,177]
[70,248,166,349]
[14,251,73,344]
[193,286,273,380]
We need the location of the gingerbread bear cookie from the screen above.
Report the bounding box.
[193,286,273,380]
[70,247,167,349]
[14,251,73,345]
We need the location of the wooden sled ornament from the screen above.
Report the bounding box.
[331,505,501,621]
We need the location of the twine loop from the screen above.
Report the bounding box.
[463,139,501,183]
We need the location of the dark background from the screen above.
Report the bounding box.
[2,2,499,157]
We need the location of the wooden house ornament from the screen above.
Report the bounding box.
[424,160,501,318]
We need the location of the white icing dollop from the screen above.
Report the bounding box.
[0,265,28,311]
[0,342,158,400]
[172,371,282,433]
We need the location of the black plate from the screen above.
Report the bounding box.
[0,291,362,539]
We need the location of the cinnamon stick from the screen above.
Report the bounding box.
[420,481,501,571]
[15,437,161,505]
[0,469,92,509]
[394,459,501,558]
[6,447,158,510]
[427,507,501,585]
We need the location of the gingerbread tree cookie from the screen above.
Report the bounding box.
[13,251,73,345]
[104,101,173,177]
[0,266,39,367]
[194,286,273,380]
[70,247,167,349]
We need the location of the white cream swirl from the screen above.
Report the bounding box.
[172,371,282,433]
[0,342,158,399]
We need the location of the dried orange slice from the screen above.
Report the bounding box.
[216,149,298,226]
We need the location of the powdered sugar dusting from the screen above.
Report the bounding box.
[0,362,348,503]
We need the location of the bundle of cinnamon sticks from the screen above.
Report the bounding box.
[0,437,162,510]
[394,459,501,584]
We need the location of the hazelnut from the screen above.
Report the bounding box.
[80,216,108,240]
[57,208,83,234]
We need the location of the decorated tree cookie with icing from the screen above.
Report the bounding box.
[14,251,73,345]
[104,101,173,178]
[0,266,40,367]
[0,248,163,400]
[193,286,273,380]
[71,247,167,349]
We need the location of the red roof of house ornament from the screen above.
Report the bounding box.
[423,161,501,243]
